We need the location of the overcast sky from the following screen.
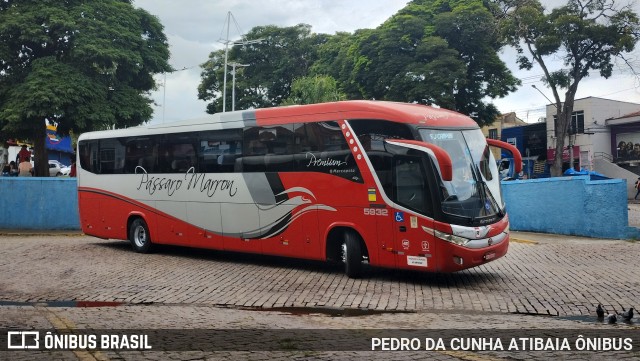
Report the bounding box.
[133,0,640,125]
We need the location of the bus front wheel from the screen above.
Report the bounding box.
[129,218,153,253]
[342,231,363,278]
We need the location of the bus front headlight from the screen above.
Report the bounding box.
[434,230,470,247]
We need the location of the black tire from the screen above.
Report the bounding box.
[129,218,153,253]
[342,231,363,278]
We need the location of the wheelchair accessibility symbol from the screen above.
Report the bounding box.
[394,212,404,222]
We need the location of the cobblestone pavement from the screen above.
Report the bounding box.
[0,232,638,360]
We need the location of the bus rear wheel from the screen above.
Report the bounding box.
[341,231,363,278]
[129,218,153,253]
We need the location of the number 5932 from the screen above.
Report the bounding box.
[364,208,389,216]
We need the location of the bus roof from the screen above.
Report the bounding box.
[79,100,478,141]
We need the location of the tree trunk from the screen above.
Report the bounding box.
[32,120,48,177]
[550,107,564,177]
[550,96,575,177]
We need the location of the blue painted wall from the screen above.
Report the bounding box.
[0,176,636,239]
[0,178,79,230]
[502,176,637,239]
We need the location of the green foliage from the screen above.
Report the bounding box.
[321,0,518,125]
[310,32,362,98]
[496,0,640,176]
[0,0,171,175]
[431,2,519,122]
[198,24,328,113]
[281,75,346,105]
[199,1,517,127]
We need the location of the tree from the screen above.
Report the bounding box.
[310,32,361,97]
[281,75,346,105]
[313,0,519,126]
[497,0,640,176]
[433,2,519,123]
[198,1,519,126]
[198,24,328,113]
[0,0,171,176]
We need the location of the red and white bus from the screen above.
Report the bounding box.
[77,101,521,277]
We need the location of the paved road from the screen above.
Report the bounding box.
[0,232,638,360]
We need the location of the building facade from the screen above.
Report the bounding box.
[481,112,527,161]
[608,110,640,174]
[544,97,640,172]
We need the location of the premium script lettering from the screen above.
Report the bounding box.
[136,167,237,198]
[306,152,347,167]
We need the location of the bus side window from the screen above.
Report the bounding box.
[157,144,174,173]
[242,126,266,172]
[79,140,99,174]
[368,152,393,197]
[169,143,196,173]
[198,129,242,173]
[243,125,294,172]
[124,142,139,173]
[393,156,431,216]
[349,119,414,149]
[293,122,348,169]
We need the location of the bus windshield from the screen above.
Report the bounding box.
[419,128,503,221]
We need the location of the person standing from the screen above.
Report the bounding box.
[635,177,640,200]
[69,160,77,177]
[18,158,32,177]
[17,144,31,163]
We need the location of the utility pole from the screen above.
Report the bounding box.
[219,12,262,112]
[157,67,191,124]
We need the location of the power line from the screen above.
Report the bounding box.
[596,86,639,97]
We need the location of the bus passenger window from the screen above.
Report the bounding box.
[79,141,99,174]
[393,156,430,215]
[157,145,173,173]
[170,143,196,173]
[243,125,294,172]
[124,138,154,174]
[198,129,242,173]
[368,153,393,197]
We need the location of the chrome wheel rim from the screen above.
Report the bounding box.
[134,226,147,248]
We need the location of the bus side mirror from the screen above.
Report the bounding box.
[487,139,522,174]
[384,139,453,181]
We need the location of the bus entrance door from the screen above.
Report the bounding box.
[390,154,437,271]
[370,205,396,268]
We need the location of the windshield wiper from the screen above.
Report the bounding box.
[469,163,504,219]
[480,180,504,218]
